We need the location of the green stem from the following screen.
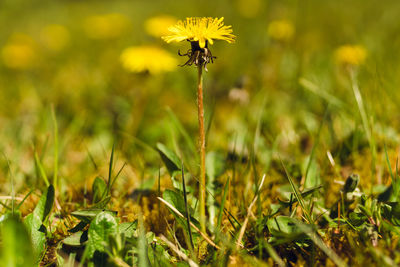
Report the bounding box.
[197,64,206,232]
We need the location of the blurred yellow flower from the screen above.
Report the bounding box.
[267,20,295,41]
[40,24,70,52]
[162,17,235,48]
[120,46,177,74]
[1,33,37,70]
[235,0,262,18]
[145,15,178,38]
[335,45,367,66]
[84,13,130,39]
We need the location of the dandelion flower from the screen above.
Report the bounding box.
[163,17,235,48]
[163,17,235,231]
[162,17,235,69]
[1,33,37,70]
[145,15,178,38]
[84,13,130,39]
[335,45,367,66]
[120,45,177,74]
[267,19,295,41]
[40,24,70,52]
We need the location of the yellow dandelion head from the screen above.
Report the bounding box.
[162,17,235,48]
[84,13,130,39]
[40,24,70,52]
[120,45,178,74]
[267,19,295,42]
[1,33,37,70]
[145,15,178,38]
[335,45,367,66]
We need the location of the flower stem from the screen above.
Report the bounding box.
[197,64,206,232]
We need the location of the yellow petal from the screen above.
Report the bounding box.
[199,38,206,48]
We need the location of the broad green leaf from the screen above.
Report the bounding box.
[24,214,45,260]
[87,211,118,259]
[24,185,55,260]
[0,216,35,267]
[63,230,88,247]
[157,143,181,176]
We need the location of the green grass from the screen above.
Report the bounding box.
[1,0,400,266]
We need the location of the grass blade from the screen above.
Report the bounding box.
[350,69,376,187]
[16,188,35,210]
[51,106,59,190]
[384,144,395,182]
[106,142,115,196]
[280,157,312,223]
[217,177,230,232]
[304,107,329,186]
[34,147,50,187]
[3,153,15,214]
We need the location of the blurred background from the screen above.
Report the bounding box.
[1,0,400,194]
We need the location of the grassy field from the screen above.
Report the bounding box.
[1,0,400,266]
